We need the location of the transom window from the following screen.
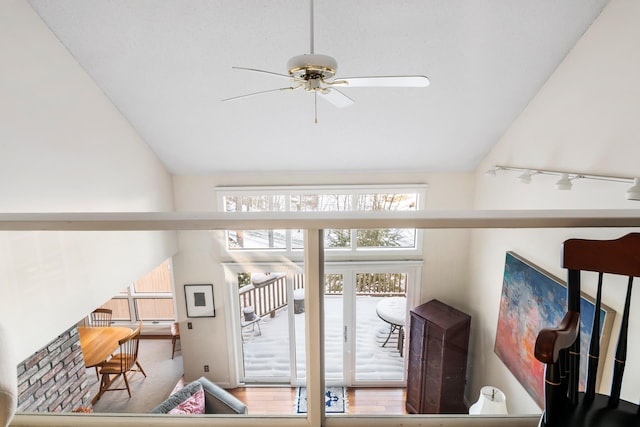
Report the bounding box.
[216,185,426,255]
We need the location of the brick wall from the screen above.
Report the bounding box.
[16,325,90,412]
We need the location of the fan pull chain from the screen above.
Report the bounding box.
[314,92,318,124]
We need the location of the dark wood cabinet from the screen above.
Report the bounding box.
[405,299,471,414]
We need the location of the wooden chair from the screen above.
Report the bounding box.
[88,308,113,379]
[96,322,147,401]
[534,233,640,427]
[90,308,113,327]
[170,322,180,359]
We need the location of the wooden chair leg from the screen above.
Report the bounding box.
[135,361,147,377]
[122,373,131,398]
[172,337,177,359]
[94,373,109,403]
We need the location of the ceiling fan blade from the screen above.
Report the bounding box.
[232,67,306,83]
[339,75,430,88]
[222,87,294,102]
[318,88,355,108]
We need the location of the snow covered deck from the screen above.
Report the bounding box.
[241,295,406,384]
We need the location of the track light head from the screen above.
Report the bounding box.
[518,171,532,184]
[555,173,572,191]
[626,178,640,201]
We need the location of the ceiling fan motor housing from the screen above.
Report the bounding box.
[287,54,338,82]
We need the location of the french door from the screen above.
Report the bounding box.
[226,261,421,386]
[327,262,420,386]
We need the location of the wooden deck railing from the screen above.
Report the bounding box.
[239,275,290,318]
[356,272,407,296]
[238,272,407,318]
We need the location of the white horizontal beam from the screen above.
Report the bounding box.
[11,413,539,427]
[0,210,639,231]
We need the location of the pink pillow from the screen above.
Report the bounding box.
[168,387,205,414]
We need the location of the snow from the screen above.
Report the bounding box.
[242,295,405,384]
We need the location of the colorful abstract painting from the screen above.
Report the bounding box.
[494,252,614,407]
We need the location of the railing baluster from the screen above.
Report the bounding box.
[585,272,603,400]
[268,284,274,317]
[609,276,633,408]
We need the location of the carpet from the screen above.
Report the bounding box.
[295,386,346,413]
[88,339,183,413]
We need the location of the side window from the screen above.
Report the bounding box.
[100,259,175,322]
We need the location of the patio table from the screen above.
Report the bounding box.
[376,296,407,356]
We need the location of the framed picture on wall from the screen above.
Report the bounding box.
[494,252,615,407]
[184,284,215,318]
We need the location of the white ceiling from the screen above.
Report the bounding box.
[27,0,610,175]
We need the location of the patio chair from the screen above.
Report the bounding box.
[240,306,261,342]
[534,233,640,427]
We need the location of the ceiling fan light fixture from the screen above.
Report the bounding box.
[287,54,337,80]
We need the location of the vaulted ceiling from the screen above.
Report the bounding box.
[28,0,610,175]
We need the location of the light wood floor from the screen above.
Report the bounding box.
[228,386,408,415]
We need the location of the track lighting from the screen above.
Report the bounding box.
[485,165,640,201]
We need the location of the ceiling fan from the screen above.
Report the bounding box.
[222,0,430,122]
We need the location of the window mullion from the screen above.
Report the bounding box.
[350,191,357,252]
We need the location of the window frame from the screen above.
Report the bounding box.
[216,184,427,258]
[103,259,176,324]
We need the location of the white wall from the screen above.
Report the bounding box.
[468,0,640,414]
[0,0,177,360]
[172,172,475,385]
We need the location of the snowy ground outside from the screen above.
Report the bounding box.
[241,295,405,384]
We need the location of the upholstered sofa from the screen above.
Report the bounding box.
[150,377,248,415]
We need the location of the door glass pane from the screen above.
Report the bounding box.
[239,271,292,383]
[324,273,344,382]
[293,274,306,384]
[355,272,406,382]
